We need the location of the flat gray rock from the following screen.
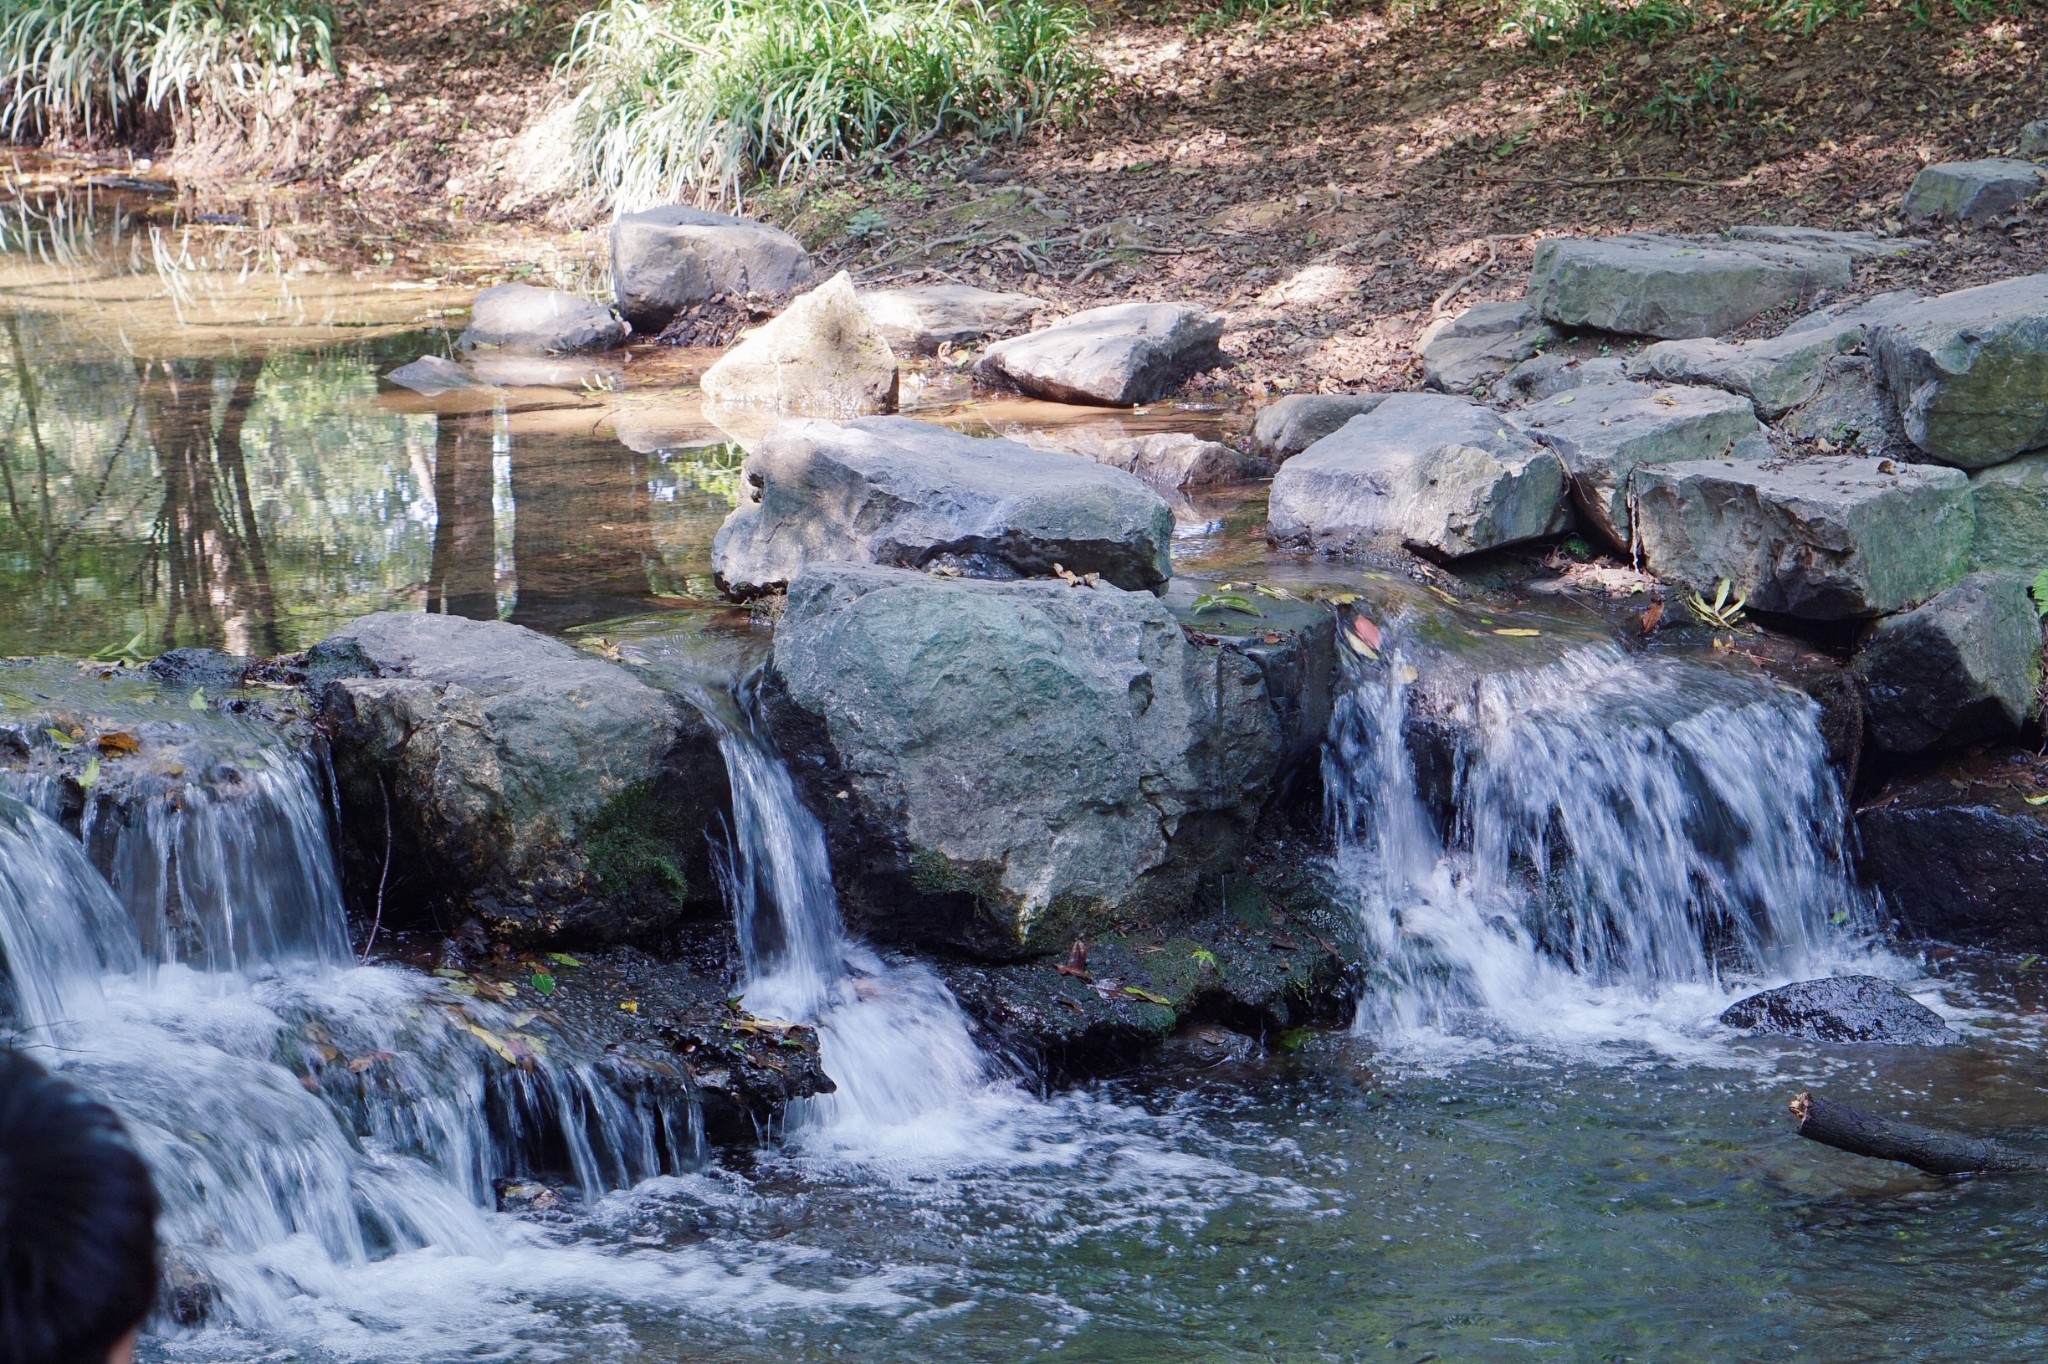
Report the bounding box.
[1248,393,1388,463]
[1720,976,1951,1045]
[699,272,899,417]
[611,205,814,333]
[1632,455,1974,619]
[1725,226,1926,258]
[1529,233,1853,339]
[1510,380,1765,548]
[975,302,1226,406]
[1086,432,1267,490]
[1971,451,2048,576]
[1902,159,2048,223]
[1632,292,1918,419]
[1416,300,1559,393]
[711,415,1174,596]
[1268,393,1571,560]
[862,284,1044,354]
[1870,274,2048,469]
[1853,571,2043,756]
[768,562,1281,958]
[458,283,630,355]
[1777,354,1914,458]
[384,355,491,396]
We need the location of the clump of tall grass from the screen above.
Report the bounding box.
[562,0,1099,209]
[1499,0,1695,53]
[0,0,336,140]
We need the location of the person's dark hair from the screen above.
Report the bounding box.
[0,1051,158,1364]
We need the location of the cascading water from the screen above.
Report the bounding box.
[714,695,1002,1150]
[1325,621,1878,1050]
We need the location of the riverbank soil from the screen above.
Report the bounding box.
[61,0,2047,396]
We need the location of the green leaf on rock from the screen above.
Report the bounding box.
[188,688,208,710]
[531,973,557,996]
[78,755,100,791]
[546,953,583,968]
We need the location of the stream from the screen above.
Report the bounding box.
[1,182,2045,1362]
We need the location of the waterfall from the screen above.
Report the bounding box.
[0,723,701,1331]
[1325,622,1875,1049]
[714,692,1001,1149]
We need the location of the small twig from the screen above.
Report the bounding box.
[1431,236,1503,316]
[1459,172,1748,189]
[360,775,392,965]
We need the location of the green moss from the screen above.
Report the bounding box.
[585,781,689,911]
[909,849,1002,900]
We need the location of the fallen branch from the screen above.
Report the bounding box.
[1459,172,1749,189]
[1790,1091,2048,1177]
[1431,235,1504,316]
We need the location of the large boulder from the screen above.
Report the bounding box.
[1901,159,2048,223]
[1248,393,1388,463]
[764,563,1284,958]
[1719,976,1951,1045]
[975,303,1226,407]
[1852,572,2043,755]
[457,284,630,355]
[611,206,815,334]
[1857,753,2048,952]
[710,416,1174,596]
[1415,300,1559,394]
[1528,234,1853,339]
[1510,380,1765,548]
[699,272,898,416]
[862,284,1044,355]
[1972,451,2048,576]
[1632,456,1975,619]
[1631,292,1918,420]
[1268,393,1570,560]
[310,613,724,946]
[1869,275,2048,469]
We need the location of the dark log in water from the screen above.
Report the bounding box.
[1790,1092,2048,1176]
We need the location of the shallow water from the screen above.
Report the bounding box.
[5,178,2047,1363]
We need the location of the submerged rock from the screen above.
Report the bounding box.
[710,416,1174,596]
[611,205,815,334]
[1268,393,1570,559]
[457,284,630,355]
[975,302,1226,407]
[1631,455,1974,619]
[1720,976,1951,1045]
[1851,571,2043,756]
[1510,380,1765,549]
[699,271,899,417]
[1869,275,2048,469]
[1858,753,2048,953]
[1901,159,2048,223]
[311,613,726,947]
[764,563,1285,959]
[862,283,1044,354]
[1248,392,1388,464]
[1528,233,1853,339]
[384,355,493,397]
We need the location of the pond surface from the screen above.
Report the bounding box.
[7,180,2046,1364]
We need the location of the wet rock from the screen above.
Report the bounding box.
[1415,300,1559,394]
[310,613,725,947]
[1776,354,1914,458]
[1901,159,2048,223]
[1631,292,1919,420]
[699,272,899,417]
[1632,456,1974,619]
[1971,451,2048,576]
[1163,581,1337,784]
[1719,976,1952,1045]
[611,206,815,334]
[1082,431,1268,490]
[765,563,1284,959]
[494,1180,562,1213]
[144,647,249,694]
[457,284,630,355]
[1511,380,1765,549]
[384,355,492,397]
[1857,752,2048,952]
[1528,233,1854,340]
[2024,121,2048,161]
[975,302,1226,407]
[660,1001,833,1144]
[1268,393,1571,560]
[1869,275,2048,469]
[1248,392,1388,463]
[710,416,1174,596]
[862,283,1044,354]
[1852,572,2044,756]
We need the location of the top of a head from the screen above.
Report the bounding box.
[0,1052,158,1364]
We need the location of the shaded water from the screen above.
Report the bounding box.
[0,177,2043,1361]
